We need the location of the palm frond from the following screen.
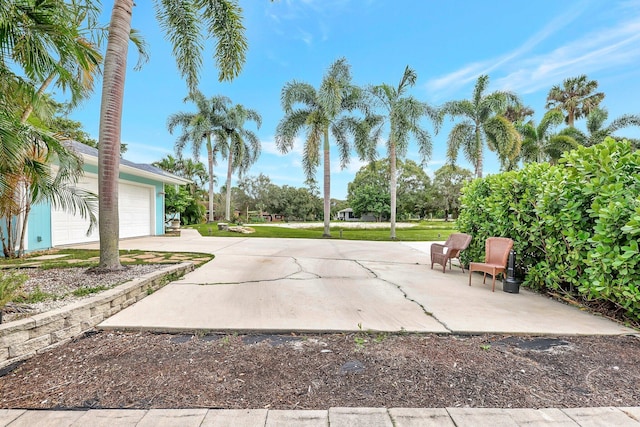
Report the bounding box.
[302,127,321,180]
[155,0,203,92]
[484,115,521,169]
[446,121,474,163]
[606,113,640,135]
[201,0,247,82]
[281,81,317,113]
[331,118,351,170]
[275,109,311,153]
[397,65,417,95]
[129,28,150,71]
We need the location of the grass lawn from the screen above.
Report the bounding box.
[0,249,214,269]
[187,221,457,241]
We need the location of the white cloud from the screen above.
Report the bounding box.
[298,28,313,46]
[424,2,593,99]
[493,17,640,94]
[123,142,173,164]
[328,154,369,175]
[261,137,305,157]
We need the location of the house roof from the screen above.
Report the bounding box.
[65,140,190,185]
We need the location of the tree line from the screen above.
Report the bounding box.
[161,61,640,237]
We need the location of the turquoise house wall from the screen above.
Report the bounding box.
[27,201,52,251]
[1,200,52,255]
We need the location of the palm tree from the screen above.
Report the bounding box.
[518,109,578,164]
[367,66,440,239]
[0,1,101,257]
[275,58,368,237]
[180,158,209,196]
[546,75,605,127]
[168,92,231,223]
[0,0,101,191]
[98,0,247,269]
[443,75,521,178]
[562,107,640,147]
[0,135,98,258]
[19,3,104,123]
[215,104,261,221]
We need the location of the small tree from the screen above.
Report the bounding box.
[164,185,191,223]
[432,164,473,220]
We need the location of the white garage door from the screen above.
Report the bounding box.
[51,175,154,246]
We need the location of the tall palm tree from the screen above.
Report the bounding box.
[518,109,578,164]
[168,92,230,223]
[556,107,640,148]
[0,0,101,190]
[98,0,247,269]
[443,75,521,178]
[215,104,261,221]
[275,58,367,237]
[545,75,605,127]
[0,1,101,257]
[367,66,440,239]
[19,3,103,123]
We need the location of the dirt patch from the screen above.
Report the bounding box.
[1,331,638,409]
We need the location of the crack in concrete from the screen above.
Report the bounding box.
[289,257,321,280]
[188,256,378,286]
[354,260,453,333]
[187,256,319,285]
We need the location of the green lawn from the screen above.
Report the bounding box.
[187,221,457,241]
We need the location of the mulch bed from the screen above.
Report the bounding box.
[1,331,639,409]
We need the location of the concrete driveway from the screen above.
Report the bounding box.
[94,230,634,335]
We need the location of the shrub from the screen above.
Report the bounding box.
[0,271,27,323]
[457,138,640,322]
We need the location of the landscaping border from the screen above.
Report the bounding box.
[0,262,194,369]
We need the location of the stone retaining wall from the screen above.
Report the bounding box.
[0,262,193,369]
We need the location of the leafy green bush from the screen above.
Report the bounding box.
[457,138,640,322]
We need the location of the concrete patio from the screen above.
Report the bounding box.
[92,229,633,335]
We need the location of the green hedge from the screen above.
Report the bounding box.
[457,138,640,322]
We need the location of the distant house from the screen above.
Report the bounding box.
[24,141,189,251]
[337,208,358,221]
[261,212,284,222]
[337,208,383,222]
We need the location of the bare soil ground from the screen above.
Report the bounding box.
[1,331,639,410]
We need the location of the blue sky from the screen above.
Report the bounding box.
[67,0,640,200]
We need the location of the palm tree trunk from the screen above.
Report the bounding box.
[322,128,331,238]
[475,126,483,178]
[97,0,133,270]
[225,149,233,221]
[18,198,31,257]
[389,139,397,240]
[206,139,215,223]
[568,110,575,127]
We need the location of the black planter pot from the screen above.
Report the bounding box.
[503,277,522,294]
[503,249,522,294]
